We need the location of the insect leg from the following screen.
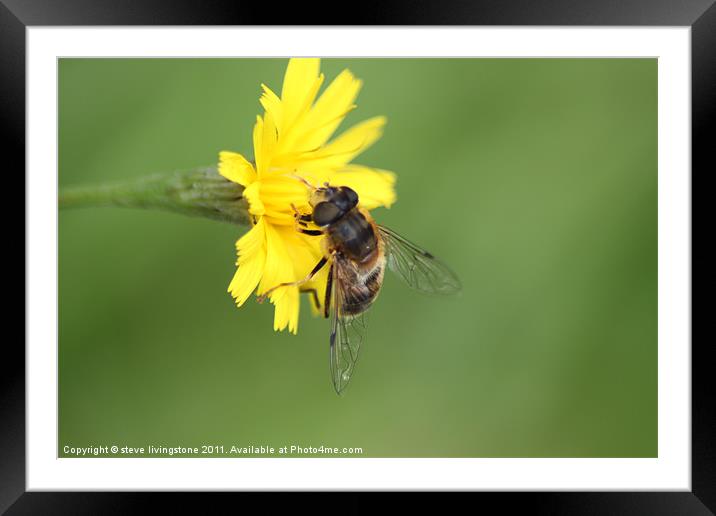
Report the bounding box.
[291,203,316,231]
[323,264,333,319]
[298,229,323,236]
[301,287,321,310]
[258,256,329,303]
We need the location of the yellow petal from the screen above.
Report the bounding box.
[262,111,278,166]
[259,84,283,133]
[258,174,312,224]
[329,165,397,209]
[297,116,386,174]
[278,225,329,319]
[252,115,265,175]
[281,58,321,133]
[276,75,325,154]
[218,151,256,186]
[228,220,267,306]
[293,69,363,151]
[273,285,300,334]
[243,181,265,216]
[253,112,279,176]
[258,222,299,330]
[280,226,325,277]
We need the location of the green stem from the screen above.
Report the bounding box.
[59,167,249,226]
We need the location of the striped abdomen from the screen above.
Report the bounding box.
[336,253,386,316]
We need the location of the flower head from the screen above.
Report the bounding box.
[219,58,396,334]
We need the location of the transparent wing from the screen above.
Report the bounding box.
[378,225,461,295]
[328,258,369,395]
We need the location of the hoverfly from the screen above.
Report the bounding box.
[260,181,461,394]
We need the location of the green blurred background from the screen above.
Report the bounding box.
[59,58,657,458]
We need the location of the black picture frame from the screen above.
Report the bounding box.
[4,0,711,513]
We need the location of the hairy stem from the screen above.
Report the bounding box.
[58,167,249,226]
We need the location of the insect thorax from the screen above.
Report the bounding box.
[326,209,378,263]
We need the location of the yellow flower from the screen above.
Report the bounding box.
[219,58,396,334]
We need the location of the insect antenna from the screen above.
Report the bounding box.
[291,174,318,190]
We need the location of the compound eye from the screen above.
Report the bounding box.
[312,202,343,226]
[341,186,359,208]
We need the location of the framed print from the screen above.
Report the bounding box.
[5,0,713,512]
